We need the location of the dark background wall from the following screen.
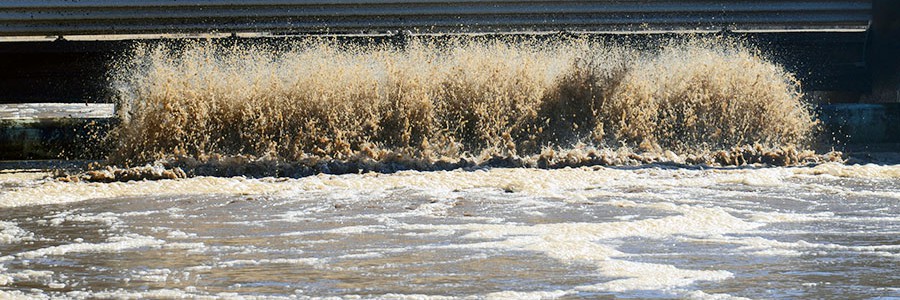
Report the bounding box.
[0,30,874,105]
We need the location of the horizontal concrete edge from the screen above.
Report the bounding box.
[0,103,115,120]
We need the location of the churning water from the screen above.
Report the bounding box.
[1,164,899,299]
[0,37,898,299]
[103,37,825,174]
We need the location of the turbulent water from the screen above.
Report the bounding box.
[1,163,899,299]
[1,37,897,299]
[102,37,822,174]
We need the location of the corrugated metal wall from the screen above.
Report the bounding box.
[0,0,872,36]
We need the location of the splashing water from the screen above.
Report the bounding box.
[101,37,829,177]
[2,35,896,300]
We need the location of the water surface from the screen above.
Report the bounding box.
[1,163,898,299]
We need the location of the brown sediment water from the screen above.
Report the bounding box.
[4,37,899,300]
[2,163,899,299]
[102,37,832,179]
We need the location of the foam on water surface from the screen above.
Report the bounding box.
[8,163,900,208]
[0,164,897,298]
[0,221,32,244]
[796,162,900,179]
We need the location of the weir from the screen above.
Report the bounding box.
[0,0,897,160]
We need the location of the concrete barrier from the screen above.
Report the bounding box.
[818,103,900,146]
[0,103,114,159]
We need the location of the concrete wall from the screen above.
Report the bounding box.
[0,31,871,104]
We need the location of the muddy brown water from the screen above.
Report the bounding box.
[0,164,898,299]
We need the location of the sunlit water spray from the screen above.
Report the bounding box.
[92,37,836,179]
[1,37,896,299]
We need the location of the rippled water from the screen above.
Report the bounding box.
[1,163,898,299]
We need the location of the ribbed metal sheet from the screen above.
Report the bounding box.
[0,0,872,36]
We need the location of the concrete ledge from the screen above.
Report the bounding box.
[818,103,900,145]
[0,103,114,119]
[0,103,114,160]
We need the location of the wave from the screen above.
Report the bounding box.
[84,36,838,180]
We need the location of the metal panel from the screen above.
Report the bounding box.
[0,0,872,36]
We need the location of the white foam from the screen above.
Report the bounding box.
[0,289,49,300]
[131,268,172,282]
[0,176,304,208]
[0,171,48,186]
[484,290,571,300]
[336,252,384,260]
[45,211,121,227]
[0,269,54,288]
[9,270,53,282]
[324,225,387,235]
[748,211,835,223]
[0,167,624,208]
[217,258,320,268]
[411,204,761,293]
[795,163,900,179]
[0,165,895,298]
[1,164,897,209]
[578,260,733,292]
[683,290,753,300]
[713,168,793,186]
[378,294,459,300]
[67,289,219,300]
[686,235,900,258]
[8,234,164,260]
[166,230,197,239]
[0,221,33,244]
